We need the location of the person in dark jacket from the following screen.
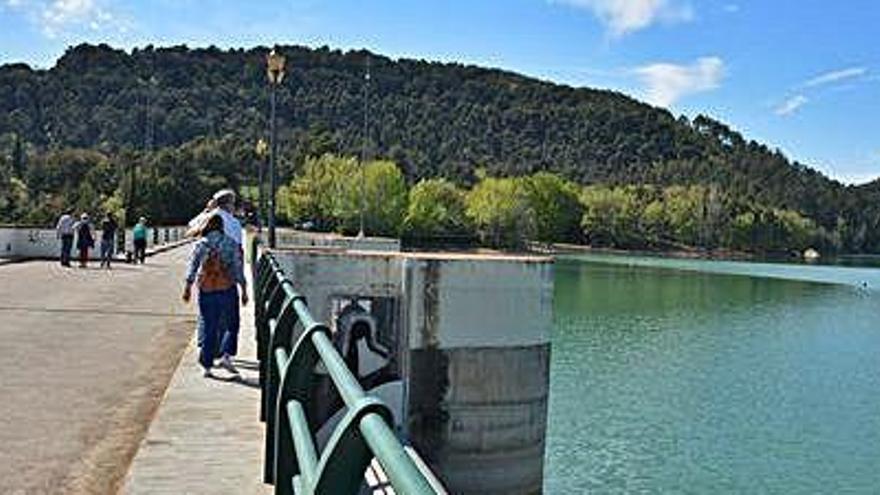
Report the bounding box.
[99,213,118,269]
[74,213,94,268]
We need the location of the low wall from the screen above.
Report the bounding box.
[0,226,188,260]
[275,229,401,252]
[272,247,553,495]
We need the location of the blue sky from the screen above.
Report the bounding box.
[2,0,878,184]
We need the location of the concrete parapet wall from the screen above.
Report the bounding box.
[271,247,553,494]
[275,248,402,324]
[0,226,188,260]
[276,229,400,252]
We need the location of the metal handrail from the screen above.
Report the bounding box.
[253,238,445,494]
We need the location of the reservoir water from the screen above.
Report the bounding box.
[545,254,880,494]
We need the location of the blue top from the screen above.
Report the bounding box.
[133,223,148,240]
[184,231,245,286]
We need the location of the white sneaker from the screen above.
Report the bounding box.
[219,355,239,375]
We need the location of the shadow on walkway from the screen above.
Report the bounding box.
[205,372,260,389]
[231,358,259,371]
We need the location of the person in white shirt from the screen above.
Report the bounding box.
[187,190,242,244]
[55,209,75,267]
[186,189,244,375]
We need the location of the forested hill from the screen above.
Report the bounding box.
[0,43,877,251]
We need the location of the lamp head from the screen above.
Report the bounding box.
[255,138,268,156]
[266,49,286,84]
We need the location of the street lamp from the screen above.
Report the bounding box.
[358,55,371,239]
[255,138,268,229]
[266,48,286,248]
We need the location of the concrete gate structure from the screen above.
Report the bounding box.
[270,247,553,494]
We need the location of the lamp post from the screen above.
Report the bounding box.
[255,138,268,228]
[358,55,371,238]
[266,48,286,248]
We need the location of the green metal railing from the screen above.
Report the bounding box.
[253,240,446,495]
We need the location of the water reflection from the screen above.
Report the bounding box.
[545,258,880,494]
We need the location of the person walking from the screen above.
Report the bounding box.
[186,190,242,245]
[186,190,244,373]
[132,217,148,264]
[55,209,75,267]
[99,213,118,269]
[182,214,248,377]
[185,198,218,238]
[73,213,94,268]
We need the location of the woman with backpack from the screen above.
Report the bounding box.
[74,213,95,268]
[182,214,248,377]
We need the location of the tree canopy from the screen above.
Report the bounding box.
[0,43,877,252]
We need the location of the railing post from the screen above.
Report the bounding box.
[310,398,394,494]
[256,252,446,495]
[256,262,284,413]
[263,295,299,484]
[261,274,291,423]
[273,321,329,494]
[254,255,272,421]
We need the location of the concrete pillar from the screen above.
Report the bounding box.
[402,255,552,495]
[272,248,553,494]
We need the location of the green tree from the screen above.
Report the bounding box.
[663,185,703,246]
[521,172,582,243]
[642,198,667,244]
[282,153,358,230]
[466,175,535,248]
[281,154,407,236]
[731,211,757,250]
[339,159,408,236]
[579,185,643,247]
[776,209,816,252]
[403,178,469,237]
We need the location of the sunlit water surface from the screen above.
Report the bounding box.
[544,254,880,494]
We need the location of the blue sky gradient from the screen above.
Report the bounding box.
[1,0,878,183]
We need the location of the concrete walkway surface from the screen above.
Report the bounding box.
[122,259,270,494]
[0,247,196,495]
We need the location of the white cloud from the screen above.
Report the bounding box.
[635,56,724,107]
[774,94,808,116]
[41,0,116,37]
[802,67,868,88]
[832,171,880,186]
[552,0,694,37]
[5,0,118,38]
[771,66,869,117]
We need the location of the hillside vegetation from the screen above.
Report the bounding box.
[0,43,877,253]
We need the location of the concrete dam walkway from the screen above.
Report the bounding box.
[0,246,267,494]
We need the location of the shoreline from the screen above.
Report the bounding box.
[538,242,757,262]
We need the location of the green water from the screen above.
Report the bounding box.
[545,255,880,494]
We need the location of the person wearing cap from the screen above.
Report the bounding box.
[186,198,218,238]
[73,213,94,268]
[182,213,248,377]
[186,189,244,373]
[186,189,243,245]
[132,217,148,264]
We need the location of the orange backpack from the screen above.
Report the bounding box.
[198,248,234,292]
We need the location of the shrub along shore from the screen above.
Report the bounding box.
[278,154,836,256]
